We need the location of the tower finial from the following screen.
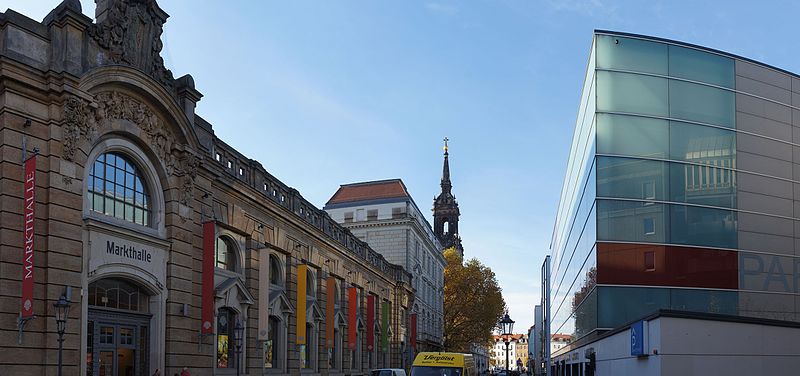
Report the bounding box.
[443,137,449,154]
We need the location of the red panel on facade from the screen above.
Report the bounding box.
[348,287,357,350]
[597,242,738,289]
[20,156,36,319]
[367,295,375,351]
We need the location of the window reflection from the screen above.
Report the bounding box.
[88,152,151,226]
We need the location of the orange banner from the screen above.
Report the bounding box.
[348,287,357,350]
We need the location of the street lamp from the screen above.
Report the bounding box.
[234,319,244,376]
[499,312,514,372]
[54,294,71,376]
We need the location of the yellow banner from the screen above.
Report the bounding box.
[297,264,307,344]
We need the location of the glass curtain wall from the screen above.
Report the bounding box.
[592,33,739,331]
[551,32,750,344]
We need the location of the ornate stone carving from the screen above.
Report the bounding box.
[62,92,199,205]
[62,96,93,161]
[87,0,175,92]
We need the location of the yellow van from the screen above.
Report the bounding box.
[411,352,477,376]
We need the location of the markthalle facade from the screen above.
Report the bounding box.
[0,1,414,375]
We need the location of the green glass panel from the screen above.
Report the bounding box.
[596,35,668,75]
[598,286,669,328]
[597,71,668,117]
[596,114,668,158]
[669,162,736,208]
[597,200,666,243]
[669,121,736,162]
[596,157,668,201]
[669,80,735,127]
[669,289,738,315]
[669,45,735,88]
[669,204,737,249]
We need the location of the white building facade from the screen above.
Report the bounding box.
[325,179,446,351]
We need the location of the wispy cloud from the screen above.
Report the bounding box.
[542,0,619,21]
[425,2,459,16]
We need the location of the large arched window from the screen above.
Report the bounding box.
[88,152,151,226]
[269,255,283,286]
[215,236,237,271]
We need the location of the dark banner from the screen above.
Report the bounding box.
[410,313,417,351]
[348,287,357,350]
[20,156,35,319]
[201,222,215,334]
[326,277,336,348]
[367,295,375,351]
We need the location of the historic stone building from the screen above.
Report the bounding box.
[324,179,446,354]
[0,1,413,375]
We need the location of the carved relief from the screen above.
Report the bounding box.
[87,0,175,92]
[62,92,199,205]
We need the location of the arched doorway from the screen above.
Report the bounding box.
[87,277,152,376]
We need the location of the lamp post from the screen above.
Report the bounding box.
[54,294,71,376]
[499,312,514,372]
[234,319,244,376]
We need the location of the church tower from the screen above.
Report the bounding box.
[433,138,463,256]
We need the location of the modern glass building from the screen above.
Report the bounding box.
[549,30,800,350]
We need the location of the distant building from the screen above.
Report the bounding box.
[325,179,446,352]
[490,334,528,371]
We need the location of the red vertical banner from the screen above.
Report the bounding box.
[347,287,357,350]
[201,222,215,334]
[366,295,375,351]
[326,277,336,348]
[409,313,417,351]
[20,156,35,319]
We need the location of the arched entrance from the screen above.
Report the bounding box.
[87,278,153,376]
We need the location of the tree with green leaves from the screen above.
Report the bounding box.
[442,247,507,352]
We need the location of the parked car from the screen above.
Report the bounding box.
[371,368,408,376]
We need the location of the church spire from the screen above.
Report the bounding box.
[433,137,463,256]
[441,137,451,194]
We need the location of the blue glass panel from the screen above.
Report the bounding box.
[669,45,735,88]
[669,204,737,248]
[596,113,668,158]
[669,80,735,127]
[596,35,668,75]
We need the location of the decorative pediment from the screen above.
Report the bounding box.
[87,0,175,92]
[269,289,295,315]
[62,92,199,205]
[334,311,347,327]
[215,277,255,306]
[307,301,323,323]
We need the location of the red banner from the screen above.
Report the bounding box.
[348,287,357,350]
[20,156,35,318]
[326,277,336,348]
[367,295,375,351]
[409,313,417,351]
[201,222,215,334]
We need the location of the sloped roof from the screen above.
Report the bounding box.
[326,179,410,205]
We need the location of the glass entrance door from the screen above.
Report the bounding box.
[88,310,150,376]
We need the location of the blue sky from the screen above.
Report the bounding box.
[7,0,800,332]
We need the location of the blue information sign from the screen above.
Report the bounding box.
[631,320,645,356]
